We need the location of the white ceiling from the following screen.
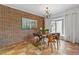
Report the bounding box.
[5,4,79,17]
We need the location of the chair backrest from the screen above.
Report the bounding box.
[52,33,60,40]
[56,33,60,39]
[33,33,39,36]
[48,34,56,42]
[33,33,42,40]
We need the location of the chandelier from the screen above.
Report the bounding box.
[44,7,51,19]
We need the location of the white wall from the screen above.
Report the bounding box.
[45,7,79,43]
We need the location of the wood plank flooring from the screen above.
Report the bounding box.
[0,40,79,55]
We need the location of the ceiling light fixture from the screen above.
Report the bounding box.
[44,7,51,19]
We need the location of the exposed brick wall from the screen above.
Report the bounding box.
[0,5,44,48]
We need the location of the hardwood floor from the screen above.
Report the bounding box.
[0,40,79,55]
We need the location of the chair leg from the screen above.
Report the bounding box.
[57,40,59,50]
[53,42,56,49]
[58,40,60,46]
[48,42,49,47]
[51,43,53,52]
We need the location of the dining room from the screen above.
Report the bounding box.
[0,4,79,55]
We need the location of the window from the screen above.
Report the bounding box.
[51,21,56,33]
[51,19,64,35]
[56,20,63,35]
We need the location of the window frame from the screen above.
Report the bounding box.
[51,19,64,35]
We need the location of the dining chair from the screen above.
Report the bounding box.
[47,34,56,51]
[33,33,42,46]
[52,33,60,49]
